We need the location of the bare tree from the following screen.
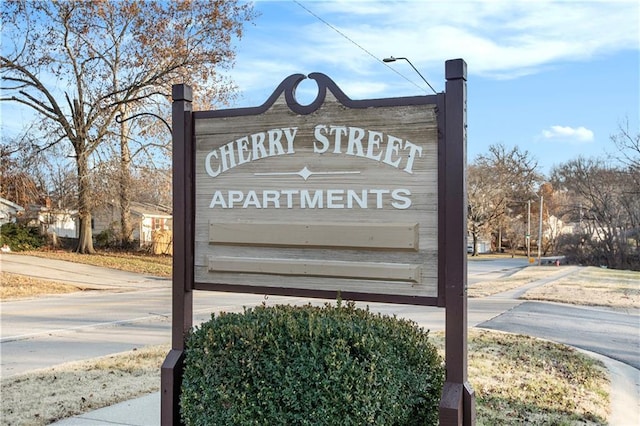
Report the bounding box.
[610,120,640,169]
[0,135,46,207]
[540,185,579,256]
[467,164,502,255]
[552,156,639,270]
[610,123,640,251]
[1,0,255,253]
[467,144,541,255]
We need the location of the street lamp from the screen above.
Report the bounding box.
[382,56,437,94]
[116,112,172,134]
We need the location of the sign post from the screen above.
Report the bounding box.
[161,84,194,426]
[162,59,475,425]
[438,58,476,425]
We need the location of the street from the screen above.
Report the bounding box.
[1,253,637,377]
[482,301,640,369]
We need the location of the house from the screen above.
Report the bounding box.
[0,197,25,225]
[546,215,580,238]
[22,197,79,239]
[467,233,492,254]
[93,201,172,248]
[38,208,79,239]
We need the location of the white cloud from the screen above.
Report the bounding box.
[541,125,595,143]
[281,0,639,78]
[227,0,639,104]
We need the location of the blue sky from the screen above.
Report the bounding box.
[2,1,637,178]
[223,0,639,177]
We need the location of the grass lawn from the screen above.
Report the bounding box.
[0,330,609,426]
[1,272,82,300]
[19,249,172,277]
[522,266,640,310]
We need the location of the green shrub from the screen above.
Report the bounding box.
[94,229,115,248]
[0,222,44,251]
[181,301,444,425]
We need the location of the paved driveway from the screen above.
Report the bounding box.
[480,301,640,369]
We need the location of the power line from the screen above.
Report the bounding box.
[291,0,430,94]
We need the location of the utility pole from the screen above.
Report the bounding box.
[527,199,531,260]
[537,195,544,265]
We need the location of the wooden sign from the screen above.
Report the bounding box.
[192,73,439,304]
[163,60,475,425]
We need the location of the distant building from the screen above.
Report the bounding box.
[0,197,25,225]
[21,197,79,239]
[467,234,492,254]
[39,208,79,239]
[92,201,172,248]
[546,215,579,238]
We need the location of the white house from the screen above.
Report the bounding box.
[41,209,79,238]
[93,201,172,247]
[0,197,25,225]
[21,199,79,239]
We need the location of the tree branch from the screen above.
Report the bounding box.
[1,95,58,121]
[1,56,75,139]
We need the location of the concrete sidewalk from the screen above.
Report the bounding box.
[50,343,640,426]
[51,392,159,425]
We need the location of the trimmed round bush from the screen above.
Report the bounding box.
[181,301,444,425]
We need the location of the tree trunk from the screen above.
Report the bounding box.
[471,225,479,257]
[119,106,133,248]
[75,149,95,254]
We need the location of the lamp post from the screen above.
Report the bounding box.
[116,112,172,133]
[382,56,438,94]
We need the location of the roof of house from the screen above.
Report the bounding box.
[0,197,25,212]
[129,201,172,218]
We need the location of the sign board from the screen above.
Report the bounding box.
[193,73,439,304]
[162,60,475,425]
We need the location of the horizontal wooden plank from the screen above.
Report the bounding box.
[193,282,440,306]
[209,222,419,250]
[208,256,422,283]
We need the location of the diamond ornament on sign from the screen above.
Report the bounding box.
[254,166,361,181]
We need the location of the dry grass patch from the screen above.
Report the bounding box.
[1,331,610,425]
[469,266,565,298]
[522,266,640,310]
[20,250,172,277]
[1,272,81,300]
[431,329,609,425]
[0,345,169,426]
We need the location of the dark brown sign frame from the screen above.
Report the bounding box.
[162,58,475,425]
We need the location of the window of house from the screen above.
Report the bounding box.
[153,217,165,230]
